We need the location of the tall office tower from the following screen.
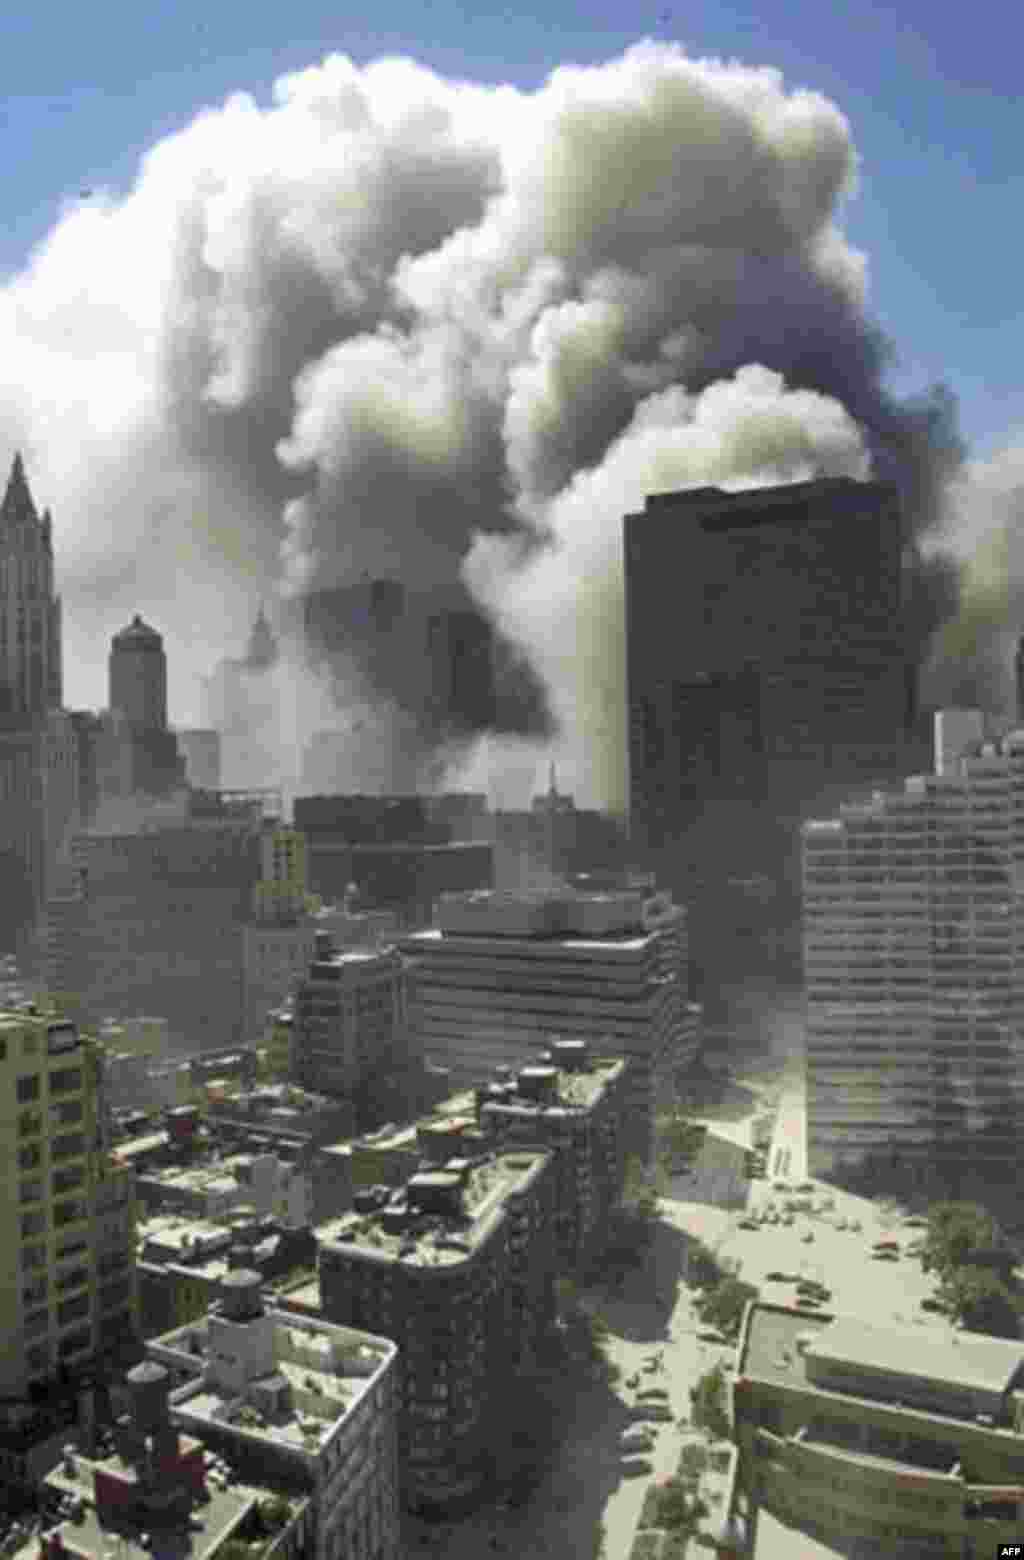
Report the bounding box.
[0,1009,139,1476]
[0,453,62,716]
[803,709,1024,1193]
[291,941,411,1118]
[401,884,694,1165]
[625,477,925,1005]
[44,792,276,1047]
[95,616,186,806]
[176,728,221,791]
[317,1146,557,1516]
[0,456,80,956]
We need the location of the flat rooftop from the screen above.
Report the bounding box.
[36,1458,256,1560]
[317,1149,549,1267]
[481,1056,626,1112]
[154,1309,393,1453]
[741,1303,1024,1410]
[405,926,660,956]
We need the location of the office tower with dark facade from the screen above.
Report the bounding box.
[625,478,926,1004]
[94,616,186,806]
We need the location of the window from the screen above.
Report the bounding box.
[20,1210,46,1239]
[56,1237,87,1263]
[49,1067,82,1094]
[53,1199,86,1228]
[57,1293,90,1328]
[50,1099,83,1126]
[52,1165,85,1197]
[16,1075,40,1103]
[22,1243,45,1270]
[56,1266,88,1295]
[22,1277,47,1308]
[19,1178,42,1204]
[52,1132,85,1162]
[23,1309,49,1339]
[26,1343,49,1374]
[18,1143,42,1171]
[59,1326,91,1359]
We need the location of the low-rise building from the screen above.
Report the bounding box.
[137,1211,316,1340]
[25,1358,315,1560]
[135,1149,314,1226]
[148,1272,400,1560]
[205,1083,355,1153]
[317,1146,557,1516]
[733,1300,1024,1557]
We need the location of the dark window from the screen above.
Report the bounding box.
[20,1210,46,1239]
[16,1075,40,1103]
[18,1143,42,1170]
[57,1293,90,1328]
[52,1165,85,1197]
[49,1067,82,1094]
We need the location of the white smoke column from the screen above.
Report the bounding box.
[464,367,870,809]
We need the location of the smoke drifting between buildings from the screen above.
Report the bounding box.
[2,41,1018,802]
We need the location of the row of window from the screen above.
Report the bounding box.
[15,1068,82,1102]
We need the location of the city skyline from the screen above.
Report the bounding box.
[3,23,1022,812]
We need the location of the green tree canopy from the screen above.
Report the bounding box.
[695,1275,758,1341]
[939,1265,1022,1339]
[689,1362,730,1441]
[923,1201,1003,1279]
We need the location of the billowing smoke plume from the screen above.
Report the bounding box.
[0,41,991,803]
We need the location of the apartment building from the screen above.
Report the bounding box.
[803,710,1024,1187]
[0,1008,139,1488]
[401,886,695,1164]
[734,1301,1024,1557]
[26,1359,316,1560]
[317,1146,558,1516]
[137,1209,316,1340]
[477,1039,630,1273]
[148,1272,400,1560]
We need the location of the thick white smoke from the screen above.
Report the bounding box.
[0,41,990,801]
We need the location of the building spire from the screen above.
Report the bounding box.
[1,451,39,528]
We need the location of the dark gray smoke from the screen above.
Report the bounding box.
[0,43,990,802]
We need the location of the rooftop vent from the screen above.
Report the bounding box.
[515,1067,559,1105]
[406,1171,464,1217]
[551,1039,587,1073]
[219,1268,263,1322]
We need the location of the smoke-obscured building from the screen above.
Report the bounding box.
[625,478,930,1007]
[177,728,222,791]
[803,709,1024,1193]
[43,793,279,1048]
[93,616,187,807]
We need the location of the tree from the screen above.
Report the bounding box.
[940,1266,1022,1339]
[695,1276,759,1341]
[922,1201,1003,1280]
[592,1520,608,1559]
[689,1362,730,1441]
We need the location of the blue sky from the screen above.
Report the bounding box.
[1,0,1020,460]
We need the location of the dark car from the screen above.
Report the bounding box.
[637,1388,670,1401]
[872,1249,899,1261]
[765,1271,791,1282]
[920,1297,948,1314]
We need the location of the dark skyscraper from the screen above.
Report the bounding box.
[625,477,927,1008]
[109,615,168,730]
[96,616,185,805]
[0,452,62,716]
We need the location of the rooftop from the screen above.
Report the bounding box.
[158,1307,394,1455]
[316,1148,549,1267]
[31,1469,254,1560]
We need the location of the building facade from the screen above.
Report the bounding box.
[625,478,928,1002]
[803,711,1024,1189]
[734,1301,1024,1557]
[0,1009,139,1482]
[291,943,411,1104]
[317,1147,557,1516]
[401,886,695,1164]
[149,1272,400,1560]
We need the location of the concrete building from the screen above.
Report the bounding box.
[147,1272,400,1560]
[625,478,928,1003]
[477,1039,630,1273]
[42,792,276,1047]
[94,616,187,805]
[204,1082,355,1154]
[137,1211,316,1341]
[401,885,695,1164]
[25,1359,317,1560]
[291,941,410,1103]
[0,1008,139,1488]
[803,710,1024,1189]
[176,728,222,791]
[734,1300,1024,1557]
[317,1146,557,1516]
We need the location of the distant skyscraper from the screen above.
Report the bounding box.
[0,452,62,716]
[95,617,185,807]
[803,711,1024,1193]
[625,477,926,1003]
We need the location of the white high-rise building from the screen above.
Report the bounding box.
[803,710,1024,1188]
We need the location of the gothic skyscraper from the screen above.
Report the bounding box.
[0,452,62,715]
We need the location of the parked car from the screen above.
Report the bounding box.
[835,1218,848,1231]
[773,1182,791,1192]
[796,1182,815,1193]
[738,1219,760,1231]
[849,1219,862,1233]
[765,1271,791,1282]
[633,1404,673,1422]
[920,1297,947,1314]
[782,1214,794,1226]
[873,1239,900,1252]
[903,1217,929,1229]
[872,1249,899,1261]
[801,1231,815,1243]
[637,1388,670,1401]
[697,1331,728,1345]
[620,1429,655,1453]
